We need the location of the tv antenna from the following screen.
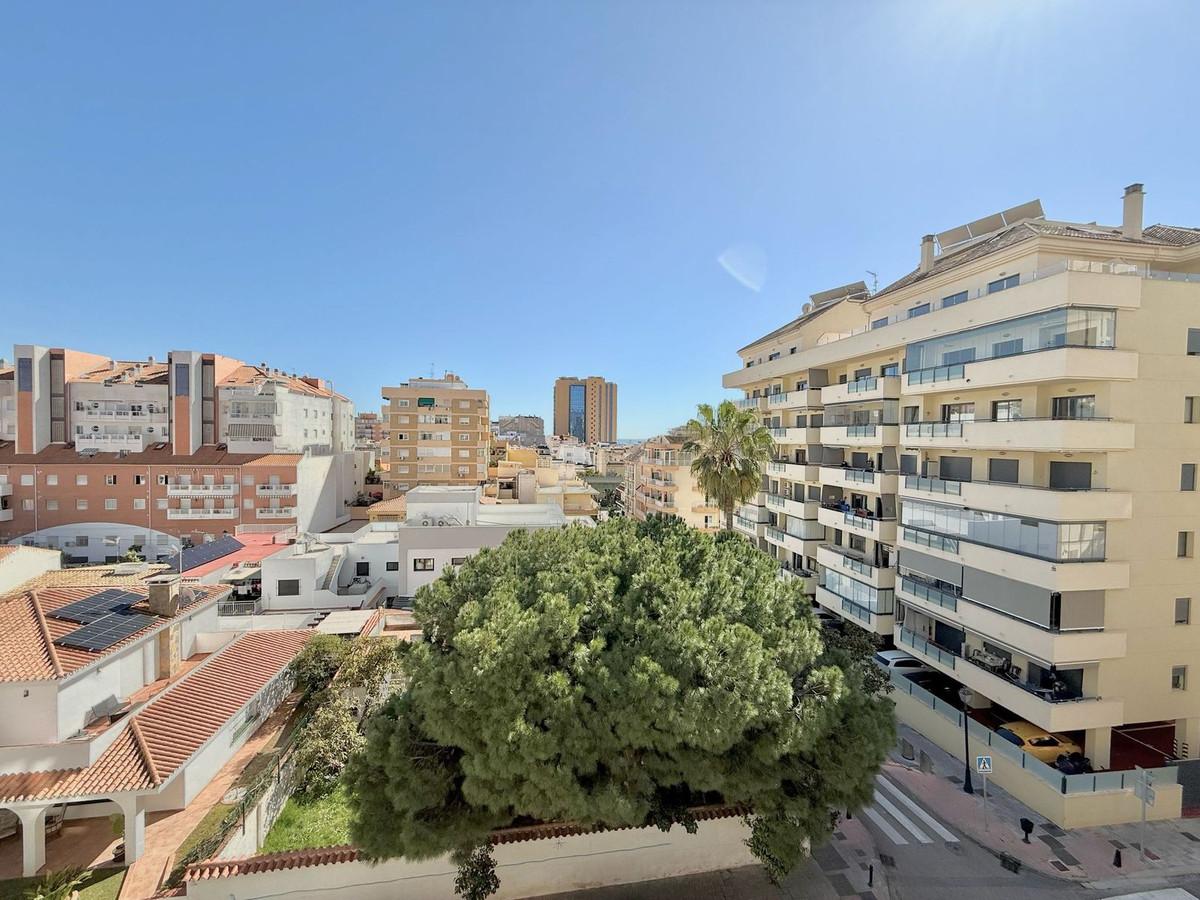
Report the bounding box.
[865,270,878,295]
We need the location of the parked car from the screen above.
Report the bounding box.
[995,720,1083,763]
[904,670,964,709]
[1054,751,1093,775]
[873,649,932,676]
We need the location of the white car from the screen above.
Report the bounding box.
[873,649,932,676]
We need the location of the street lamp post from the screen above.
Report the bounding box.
[958,686,975,794]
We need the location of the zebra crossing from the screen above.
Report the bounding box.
[861,774,959,846]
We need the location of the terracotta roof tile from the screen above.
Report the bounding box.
[0,441,283,467]
[72,361,169,385]
[242,454,304,467]
[219,365,334,399]
[0,630,309,804]
[0,568,228,682]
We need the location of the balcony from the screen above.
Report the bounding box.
[167,507,238,520]
[902,418,1135,452]
[819,465,899,495]
[767,460,819,482]
[0,508,11,523]
[768,426,820,445]
[817,506,896,542]
[896,527,1129,593]
[766,388,822,410]
[817,544,896,589]
[903,347,1138,396]
[765,525,822,558]
[820,375,900,406]
[256,484,298,497]
[75,433,148,453]
[648,476,677,489]
[765,493,817,519]
[256,508,296,519]
[167,483,239,497]
[0,481,12,498]
[734,514,766,540]
[778,566,817,594]
[819,423,899,447]
[895,576,1126,665]
[735,396,766,411]
[900,475,1132,521]
[75,407,167,420]
[816,584,894,635]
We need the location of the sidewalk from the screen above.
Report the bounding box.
[888,724,1200,888]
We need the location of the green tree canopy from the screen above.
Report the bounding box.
[346,517,893,884]
[682,400,775,530]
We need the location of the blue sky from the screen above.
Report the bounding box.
[3,2,1198,439]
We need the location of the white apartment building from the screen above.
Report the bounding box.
[219,365,354,455]
[726,185,1200,782]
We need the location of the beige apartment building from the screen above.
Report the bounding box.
[380,372,490,496]
[553,376,617,444]
[725,184,1200,787]
[625,435,720,532]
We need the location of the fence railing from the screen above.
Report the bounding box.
[897,628,958,669]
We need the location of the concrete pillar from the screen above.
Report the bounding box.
[14,805,48,877]
[1175,718,1200,759]
[1085,726,1112,769]
[116,795,146,863]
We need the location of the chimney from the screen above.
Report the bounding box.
[147,574,181,617]
[919,234,936,273]
[1122,183,1144,240]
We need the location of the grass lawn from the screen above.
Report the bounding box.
[0,866,126,900]
[173,801,235,863]
[262,784,353,853]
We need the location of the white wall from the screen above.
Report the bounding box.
[0,547,60,593]
[187,815,755,900]
[0,682,58,749]
[14,522,180,564]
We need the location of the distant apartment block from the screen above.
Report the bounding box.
[625,435,719,531]
[553,376,617,443]
[0,345,365,562]
[380,372,490,496]
[492,414,546,447]
[726,183,1200,776]
[355,412,384,445]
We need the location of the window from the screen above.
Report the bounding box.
[76,474,88,486]
[396,399,409,407]
[277,579,301,596]
[1188,329,1200,356]
[459,417,471,424]
[45,474,58,486]
[1051,395,1096,420]
[988,458,1019,484]
[881,363,899,377]
[385,561,399,572]
[992,400,1022,422]
[134,474,145,485]
[45,499,58,511]
[941,348,976,366]
[157,474,168,485]
[243,474,254,486]
[104,499,117,510]
[21,498,34,511]
[76,499,88,510]
[1173,666,1188,691]
[991,338,1024,358]
[105,474,117,486]
[157,498,168,510]
[902,406,920,424]
[1180,531,1194,558]
[19,473,33,486]
[987,274,1020,294]
[451,557,467,565]
[1184,464,1197,492]
[133,498,146,510]
[355,562,370,577]
[1189,397,1200,423]
[871,317,889,330]
[940,402,975,423]
[413,558,435,571]
[1177,598,1192,625]
[458,433,470,441]
[394,432,408,441]
[244,499,254,509]
[941,290,968,308]
[908,303,930,319]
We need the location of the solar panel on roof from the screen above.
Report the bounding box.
[163,534,244,572]
[48,588,142,624]
[55,611,160,652]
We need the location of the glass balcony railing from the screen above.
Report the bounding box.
[906,363,965,386]
[898,575,959,611]
[902,526,960,555]
[904,422,964,439]
[846,376,879,393]
[903,475,963,495]
[898,628,958,669]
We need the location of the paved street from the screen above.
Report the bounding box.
[536,767,1200,900]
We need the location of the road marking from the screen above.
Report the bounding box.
[876,775,959,842]
[872,791,933,843]
[863,806,908,845]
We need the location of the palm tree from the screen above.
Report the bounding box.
[681,400,774,531]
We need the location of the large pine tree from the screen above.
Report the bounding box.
[346,517,894,886]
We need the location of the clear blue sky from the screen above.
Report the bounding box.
[3,2,1198,439]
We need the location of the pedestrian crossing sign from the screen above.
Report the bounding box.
[976,755,992,774]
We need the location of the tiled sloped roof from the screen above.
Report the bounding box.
[135,630,310,780]
[0,578,228,682]
[185,806,749,882]
[242,454,304,467]
[0,630,308,804]
[0,721,158,803]
[73,361,169,385]
[0,442,279,467]
[1144,223,1200,246]
[220,365,333,399]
